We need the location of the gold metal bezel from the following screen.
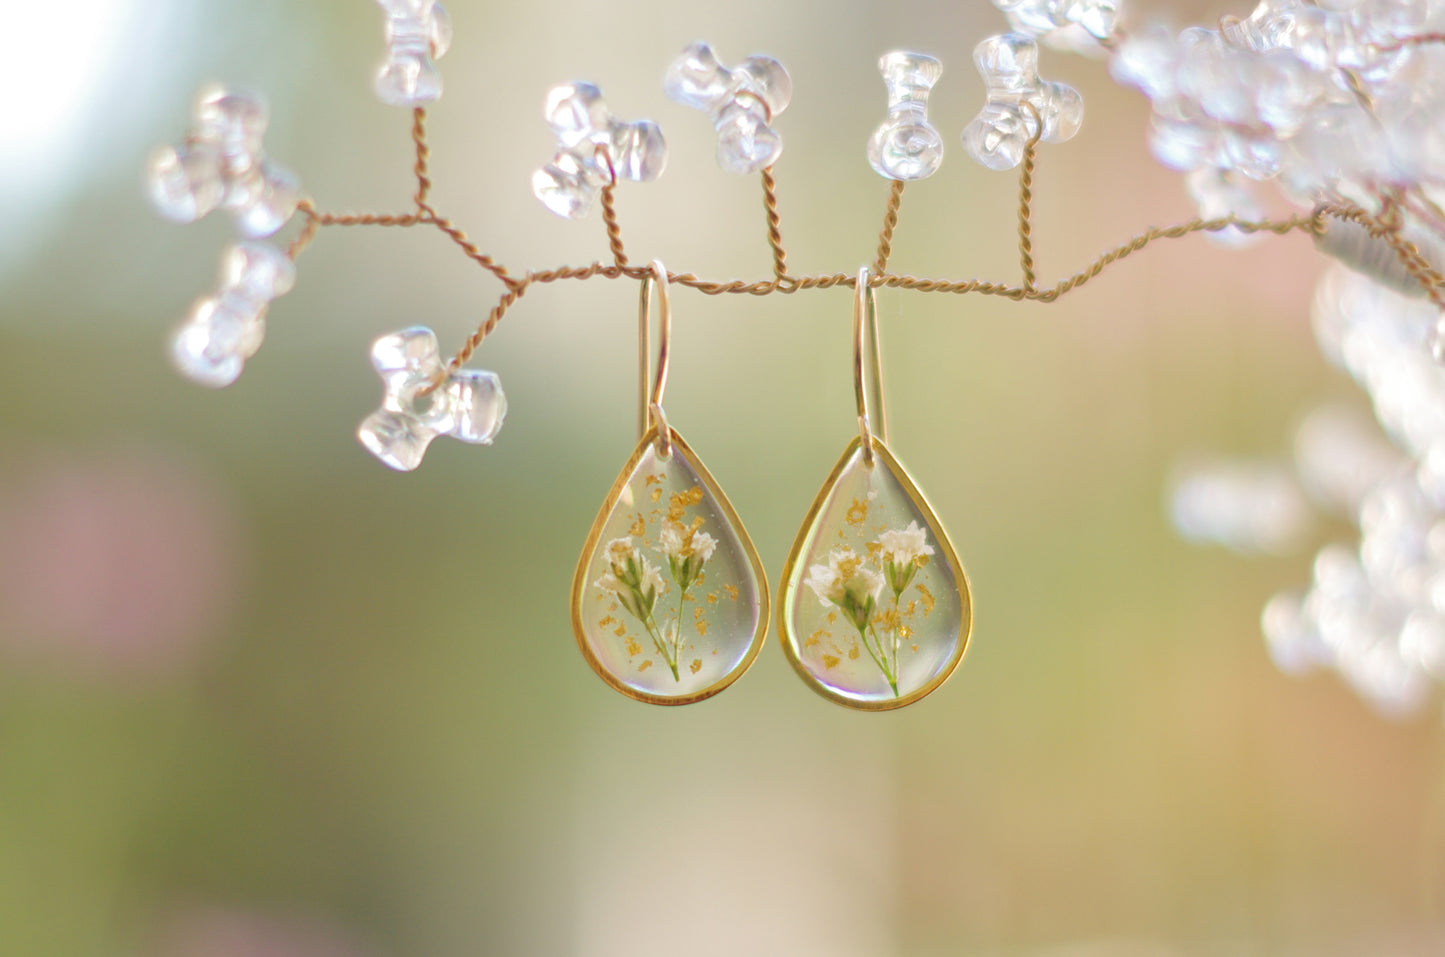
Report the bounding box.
[777,434,973,711]
[571,425,771,706]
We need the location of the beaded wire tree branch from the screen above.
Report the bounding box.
[150,1,1445,714]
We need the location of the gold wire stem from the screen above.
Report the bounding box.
[1027,212,1322,302]
[287,199,322,261]
[434,211,1328,371]
[600,183,629,267]
[762,165,790,283]
[412,107,432,208]
[874,179,907,276]
[1372,31,1445,54]
[1018,102,1044,294]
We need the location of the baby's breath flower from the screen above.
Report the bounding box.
[876,521,933,566]
[640,561,666,600]
[805,547,885,632]
[594,569,624,598]
[658,519,716,590]
[876,520,934,594]
[692,530,718,562]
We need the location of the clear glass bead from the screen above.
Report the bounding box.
[222,242,296,302]
[868,52,944,181]
[374,0,451,106]
[194,86,269,161]
[147,144,225,224]
[713,106,780,174]
[963,33,1083,170]
[358,327,507,471]
[533,83,666,218]
[1262,590,1324,675]
[608,118,667,182]
[233,160,301,239]
[663,42,791,174]
[170,295,266,389]
[1110,25,1179,101]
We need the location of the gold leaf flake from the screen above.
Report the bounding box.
[706,593,718,605]
[846,498,868,526]
[916,583,936,615]
[695,619,709,637]
[638,659,652,672]
[690,659,702,674]
[823,654,841,670]
[723,584,738,601]
[806,629,828,649]
[848,644,860,660]
[625,637,642,657]
[629,513,646,537]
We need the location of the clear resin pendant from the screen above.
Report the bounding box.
[779,436,972,710]
[572,426,768,705]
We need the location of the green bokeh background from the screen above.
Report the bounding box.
[1,2,1442,955]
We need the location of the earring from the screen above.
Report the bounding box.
[571,261,770,705]
[778,267,973,710]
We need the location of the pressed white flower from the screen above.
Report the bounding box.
[853,565,885,602]
[640,560,666,599]
[606,536,637,562]
[876,521,934,566]
[658,522,686,557]
[691,530,718,562]
[805,547,885,631]
[595,569,623,597]
[658,519,716,590]
[804,562,844,607]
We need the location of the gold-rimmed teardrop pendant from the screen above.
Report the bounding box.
[778,435,971,709]
[569,261,769,705]
[572,425,769,705]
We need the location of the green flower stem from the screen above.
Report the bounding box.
[854,620,899,698]
[667,586,690,681]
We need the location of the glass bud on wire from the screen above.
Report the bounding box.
[358,327,507,472]
[664,42,792,174]
[171,243,295,388]
[962,33,1083,171]
[147,86,301,238]
[867,52,945,181]
[374,0,453,106]
[532,83,667,220]
[992,0,1120,45]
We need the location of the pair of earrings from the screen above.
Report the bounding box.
[570,264,973,710]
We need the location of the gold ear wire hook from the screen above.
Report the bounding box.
[638,259,673,457]
[854,265,887,466]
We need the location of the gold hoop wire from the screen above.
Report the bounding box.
[854,265,888,465]
[638,259,672,456]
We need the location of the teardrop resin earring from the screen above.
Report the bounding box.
[571,261,769,705]
[778,267,973,710]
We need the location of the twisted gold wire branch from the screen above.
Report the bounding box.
[1018,102,1045,294]
[874,179,906,276]
[761,165,790,283]
[279,84,1440,380]
[599,184,628,267]
[412,107,432,208]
